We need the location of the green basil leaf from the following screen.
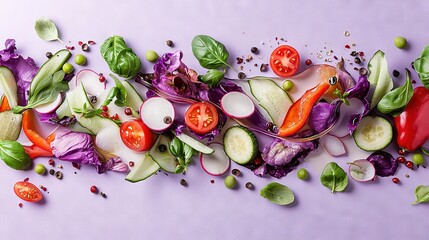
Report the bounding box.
[412,185,429,205]
[377,69,414,116]
[169,137,184,158]
[183,144,194,163]
[260,182,295,205]
[52,70,65,84]
[175,165,184,174]
[0,140,32,170]
[414,46,429,89]
[191,35,230,69]
[100,36,141,78]
[320,162,348,193]
[200,69,225,87]
[102,87,119,106]
[30,75,53,99]
[34,17,63,44]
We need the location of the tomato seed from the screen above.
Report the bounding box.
[210,180,215,184]
[166,40,174,47]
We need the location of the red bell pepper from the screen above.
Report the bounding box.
[24,144,54,159]
[394,86,429,151]
[22,109,53,152]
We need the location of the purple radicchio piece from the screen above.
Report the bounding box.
[366,150,398,177]
[51,129,101,166]
[151,51,209,101]
[308,100,341,133]
[345,75,371,133]
[256,130,319,178]
[96,156,129,174]
[0,39,39,105]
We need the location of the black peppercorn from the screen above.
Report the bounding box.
[46,52,53,58]
[393,70,400,78]
[260,63,269,72]
[49,169,55,175]
[166,40,174,47]
[245,182,254,189]
[350,51,358,57]
[354,57,361,64]
[180,179,187,186]
[81,43,90,52]
[238,72,246,79]
[158,144,167,152]
[231,169,241,176]
[55,171,63,179]
[359,67,368,76]
[251,47,258,54]
[90,96,97,104]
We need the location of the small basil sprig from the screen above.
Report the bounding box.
[412,185,429,205]
[260,182,295,205]
[320,162,348,193]
[13,70,68,114]
[34,17,63,44]
[73,103,102,118]
[102,74,128,107]
[0,140,32,170]
[377,69,414,116]
[192,35,232,87]
[169,137,195,173]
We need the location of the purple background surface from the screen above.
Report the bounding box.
[1,0,429,239]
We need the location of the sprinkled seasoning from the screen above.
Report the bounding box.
[354,57,361,64]
[393,70,400,78]
[100,192,107,198]
[66,46,75,50]
[236,57,244,64]
[48,159,55,166]
[90,185,98,193]
[90,96,98,104]
[55,171,63,179]
[260,63,269,72]
[18,203,23,208]
[88,40,96,45]
[58,164,63,169]
[78,41,83,46]
[250,47,258,54]
[392,177,400,184]
[359,67,368,76]
[129,161,135,167]
[344,31,350,37]
[210,179,215,184]
[180,179,187,186]
[49,169,55,175]
[46,52,53,58]
[40,185,47,192]
[245,182,254,189]
[238,72,246,79]
[158,144,167,152]
[166,40,174,47]
[345,44,351,49]
[24,177,29,182]
[163,116,172,124]
[305,59,312,66]
[99,75,106,83]
[81,43,89,52]
[405,174,410,178]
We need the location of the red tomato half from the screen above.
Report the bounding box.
[270,45,300,77]
[185,102,219,135]
[120,120,154,151]
[14,181,43,202]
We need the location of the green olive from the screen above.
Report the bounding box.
[145,50,159,63]
[297,168,308,180]
[74,54,87,65]
[34,163,46,175]
[62,63,74,74]
[412,153,425,165]
[394,36,407,49]
[224,175,237,189]
[282,80,294,91]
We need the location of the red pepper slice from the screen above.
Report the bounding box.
[394,86,429,151]
[0,95,11,112]
[22,110,52,152]
[24,144,54,159]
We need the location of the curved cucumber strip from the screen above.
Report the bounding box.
[30,49,71,96]
[248,79,292,126]
[122,80,143,112]
[149,135,178,173]
[353,116,393,151]
[0,67,18,108]
[175,132,214,154]
[125,154,160,182]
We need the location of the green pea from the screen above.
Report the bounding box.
[145,50,159,63]
[394,36,407,49]
[74,54,87,65]
[297,168,308,180]
[224,175,237,189]
[34,163,46,175]
[282,80,294,91]
[62,63,74,74]
[412,153,425,165]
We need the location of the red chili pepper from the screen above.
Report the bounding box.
[24,145,54,159]
[22,110,52,152]
[394,86,429,151]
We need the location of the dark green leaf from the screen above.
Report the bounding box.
[377,69,414,116]
[103,87,119,106]
[175,165,184,174]
[412,185,429,205]
[320,162,348,193]
[100,36,141,78]
[191,35,230,69]
[30,75,53,99]
[200,69,225,87]
[52,70,65,83]
[0,140,32,170]
[414,45,429,89]
[260,182,295,205]
[183,144,194,164]
[169,137,184,158]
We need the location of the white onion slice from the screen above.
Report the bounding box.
[323,135,346,157]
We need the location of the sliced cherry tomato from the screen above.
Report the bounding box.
[120,120,154,151]
[185,102,219,135]
[14,181,43,202]
[270,45,300,77]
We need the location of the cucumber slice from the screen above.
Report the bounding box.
[248,79,293,126]
[223,126,259,165]
[122,80,143,111]
[56,98,72,119]
[175,132,214,154]
[353,116,393,151]
[0,111,22,141]
[125,154,160,182]
[0,66,18,108]
[30,49,71,96]
[149,135,178,173]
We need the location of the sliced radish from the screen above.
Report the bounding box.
[34,93,62,114]
[200,142,230,176]
[348,159,376,182]
[323,134,346,157]
[140,97,175,131]
[220,91,255,119]
[329,98,366,138]
[75,69,106,96]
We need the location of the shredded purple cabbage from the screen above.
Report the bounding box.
[346,76,371,133]
[96,156,129,174]
[253,130,319,178]
[367,151,398,177]
[308,100,341,133]
[0,39,39,105]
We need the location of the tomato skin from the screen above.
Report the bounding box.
[120,120,155,151]
[185,102,219,135]
[270,45,300,77]
[14,181,43,202]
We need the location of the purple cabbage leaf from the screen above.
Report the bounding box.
[367,150,398,177]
